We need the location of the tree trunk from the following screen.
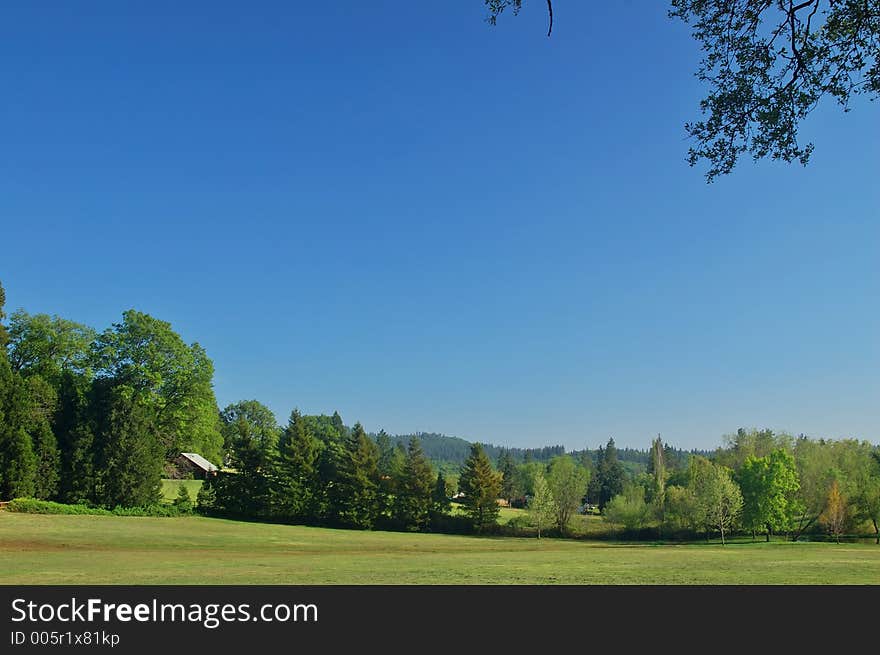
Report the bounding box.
[720,523,725,546]
[873,519,878,545]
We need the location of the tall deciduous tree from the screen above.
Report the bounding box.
[690,458,743,545]
[93,310,223,463]
[738,449,801,541]
[529,470,556,538]
[546,455,590,535]
[819,478,848,544]
[6,311,96,384]
[459,443,502,532]
[849,446,880,544]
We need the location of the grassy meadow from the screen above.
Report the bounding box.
[2,512,879,584]
[160,479,204,503]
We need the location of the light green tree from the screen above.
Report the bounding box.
[738,449,800,541]
[691,458,742,545]
[604,482,651,533]
[528,470,556,539]
[546,455,590,535]
[93,310,223,463]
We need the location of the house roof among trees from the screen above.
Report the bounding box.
[179,452,218,473]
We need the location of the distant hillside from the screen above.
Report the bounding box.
[374,431,710,474]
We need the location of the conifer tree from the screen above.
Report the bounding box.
[92,384,164,508]
[335,422,380,529]
[432,471,451,516]
[275,409,321,521]
[497,448,516,505]
[458,443,502,532]
[394,437,435,531]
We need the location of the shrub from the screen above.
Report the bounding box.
[6,498,183,517]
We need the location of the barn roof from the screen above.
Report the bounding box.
[179,452,218,472]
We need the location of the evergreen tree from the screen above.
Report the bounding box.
[0,427,37,498]
[458,443,502,532]
[335,422,380,529]
[275,409,321,521]
[92,384,164,508]
[0,360,37,499]
[375,429,404,521]
[31,417,60,499]
[173,485,194,513]
[590,438,626,510]
[432,471,451,516]
[394,437,435,531]
[497,448,516,505]
[55,370,96,504]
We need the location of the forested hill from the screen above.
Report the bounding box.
[378,432,563,467]
[376,431,710,471]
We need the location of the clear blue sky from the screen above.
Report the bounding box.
[1,2,877,451]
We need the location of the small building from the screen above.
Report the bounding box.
[173,452,219,480]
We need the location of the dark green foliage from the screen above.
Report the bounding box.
[196,476,217,513]
[458,443,502,532]
[54,370,97,504]
[497,448,516,504]
[375,430,404,520]
[394,437,435,531]
[0,427,37,499]
[334,423,380,529]
[219,400,280,463]
[31,416,60,499]
[7,498,184,517]
[0,280,8,348]
[432,471,452,516]
[91,383,164,508]
[275,409,321,520]
[589,438,626,510]
[0,359,37,499]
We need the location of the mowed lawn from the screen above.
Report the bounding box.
[160,479,203,503]
[2,513,879,584]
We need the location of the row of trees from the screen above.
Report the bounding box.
[200,402,509,532]
[3,281,879,542]
[0,280,222,506]
[595,432,880,544]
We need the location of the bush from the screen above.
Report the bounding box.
[6,498,184,517]
[7,499,112,515]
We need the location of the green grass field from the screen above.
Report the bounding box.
[160,479,203,504]
[2,512,879,584]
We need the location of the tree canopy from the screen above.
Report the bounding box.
[486,1,879,181]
